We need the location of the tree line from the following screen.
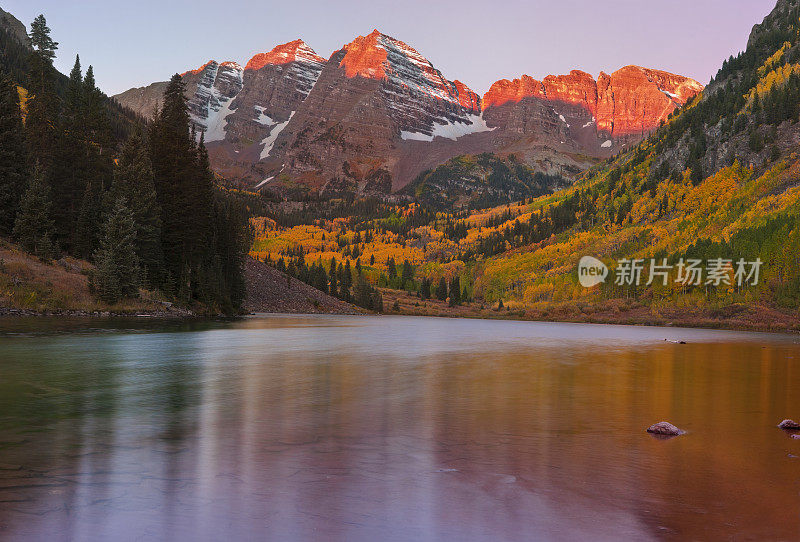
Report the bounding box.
[270,250,384,312]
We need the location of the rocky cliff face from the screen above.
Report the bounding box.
[482,66,703,152]
[113,31,702,195]
[0,7,29,46]
[182,60,244,141]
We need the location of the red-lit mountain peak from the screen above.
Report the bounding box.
[181,60,216,77]
[245,39,325,71]
[337,30,480,112]
[338,30,388,79]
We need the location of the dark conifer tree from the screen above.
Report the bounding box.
[448,277,461,306]
[148,74,248,312]
[51,55,88,248]
[25,15,59,180]
[82,65,114,201]
[0,75,28,235]
[420,278,432,300]
[13,163,56,259]
[150,74,213,298]
[74,179,103,260]
[209,193,250,313]
[401,259,414,283]
[93,198,139,303]
[111,130,163,285]
[435,277,448,301]
[329,265,338,297]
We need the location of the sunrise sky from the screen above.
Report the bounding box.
[3,0,779,96]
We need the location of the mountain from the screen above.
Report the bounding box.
[255,30,487,195]
[114,31,701,197]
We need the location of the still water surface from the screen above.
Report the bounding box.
[0,315,799,541]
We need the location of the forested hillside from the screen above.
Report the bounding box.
[0,14,250,314]
[401,154,569,211]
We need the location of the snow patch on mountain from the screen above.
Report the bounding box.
[204,95,237,142]
[401,114,494,142]
[601,140,612,148]
[254,106,275,126]
[254,176,274,189]
[260,112,295,159]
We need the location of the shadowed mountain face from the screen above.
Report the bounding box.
[113,31,701,196]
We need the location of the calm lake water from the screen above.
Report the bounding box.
[0,315,799,541]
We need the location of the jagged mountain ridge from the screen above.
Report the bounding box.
[113,30,702,195]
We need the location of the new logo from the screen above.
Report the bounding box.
[578,256,608,288]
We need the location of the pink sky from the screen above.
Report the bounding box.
[2,0,779,95]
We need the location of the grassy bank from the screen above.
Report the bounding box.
[0,239,191,317]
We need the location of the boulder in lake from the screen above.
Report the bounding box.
[646,422,685,436]
[778,419,800,430]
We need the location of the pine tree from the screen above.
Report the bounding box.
[435,277,448,301]
[420,278,432,300]
[401,259,414,283]
[149,74,213,297]
[110,130,163,285]
[25,15,59,180]
[13,163,56,259]
[51,55,88,248]
[28,15,58,64]
[74,179,103,260]
[93,198,139,303]
[0,75,28,235]
[209,193,249,313]
[82,65,113,181]
[448,277,461,306]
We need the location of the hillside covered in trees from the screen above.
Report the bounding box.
[0,14,250,315]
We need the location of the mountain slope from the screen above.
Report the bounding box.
[0,7,139,147]
[401,153,569,210]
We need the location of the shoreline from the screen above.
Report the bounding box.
[3,305,799,335]
[378,289,800,334]
[0,307,197,319]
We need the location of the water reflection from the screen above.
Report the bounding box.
[0,316,799,541]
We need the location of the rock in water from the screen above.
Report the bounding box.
[792,435,800,440]
[646,422,685,436]
[778,419,800,430]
